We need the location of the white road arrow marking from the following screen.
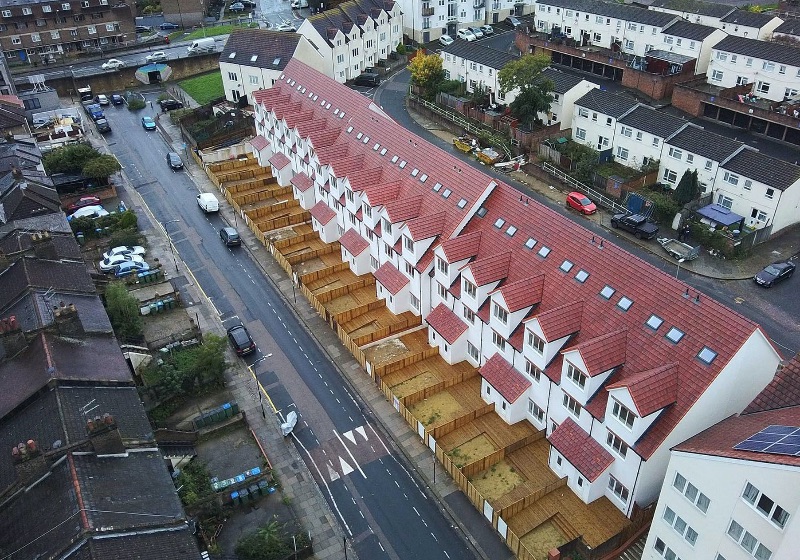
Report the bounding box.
[343,430,356,445]
[355,426,368,440]
[339,456,354,476]
[326,462,340,482]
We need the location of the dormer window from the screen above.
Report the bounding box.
[383,218,392,235]
[566,363,586,389]
[612,400,635,429]
[363,204,372,218]
[527,331,544,354]
[437,257,448,274]
[493,303,508,325]
[464,279,477,298]
[403,236,413,251]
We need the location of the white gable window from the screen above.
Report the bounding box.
[566,363,587,389]
[437,256,448,274]
[527,331,544,354]
[493,303,508,325]
[563,392,581,418]
[464,279,477,299]
[612,400,636,428]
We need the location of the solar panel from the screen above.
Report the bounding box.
[734,425,800,457]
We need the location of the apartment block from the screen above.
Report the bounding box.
[659,19,726,74]
[399,0,530,45]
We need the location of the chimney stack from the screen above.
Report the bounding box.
[10,165,22,180]
[86,413,125,455]
[31,231,58,261]
[0,315,26,361]
[53,303,84,337]
[12,440,50,486]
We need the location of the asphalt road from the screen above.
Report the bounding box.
[101,98,479,560]
[375,69,800,357]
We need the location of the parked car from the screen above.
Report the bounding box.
[480,25,494,35]
[67,205,109,220]
[159,98,184,112]
[95,118,111,133]
[67,196,101,212]
[353,72,380,86]
[227,324,256,356]
[229,2,245,10]
[610,212,660,239]
[456,28,476,41]
[99,254,146,273]
[114,260,150,277]
[753,260,796,287]
[101,58,125,70]
[439,34,454,46]
[467,26,484,39]
[111,94,124,105]
[103,245,146,260]
[566,192,597,215]
[197,193,220,213]
[145,51,167,63]
[141,116,156,130]
[95,94,110,106]
[135,25,152,33]
[504,16,523,28]
[159,22,180,30]
[220,226,241,247]
[275,22,296,32]
[166,151,183,170]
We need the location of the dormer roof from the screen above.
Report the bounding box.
[569,329,628,377]
[607,363,678,417]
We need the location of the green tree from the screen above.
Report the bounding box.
[105,282,143,341]
[42,143,101,174]
[509,85,554,128]
[408,52,446,100]
[673,169,699,205]
[83,154,121,178]
[497,53,554,128]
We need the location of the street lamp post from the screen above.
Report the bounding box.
[161,219,181,272]
[675,257,686,279]
[248,353,273,418]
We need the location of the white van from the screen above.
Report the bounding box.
[187,37,216,55]
[197,193,219,213]
[290,0,308,7]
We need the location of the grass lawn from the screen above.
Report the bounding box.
[179,71,224,105]
[171,23,258,41]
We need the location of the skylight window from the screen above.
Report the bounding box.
[346,126,353,133]
[391,155,399,163]
[356,132,363,139]
[312,95,318,101]
[697,347,717,365]
[575,270,589,283]
[560,260,574,273]
[666,327,685,344]
[380,148,387,156]
[228,52,236,59]
[339,112,345,119]
[646,314,663,330]
[617,296,633,311]
[362,136,369,144]
[457,198,467,209]
[525,237,536,249]
[411,168,419,177]
[476,206,488,218]
[600,285,615,299]
[320,99,326,106]
[433,182,442,192]
[537,246,551,258]
[494,218,505,229]
[419,174,428,183]
[399,160,407,169]
[325,103,331,109]
[442,189,451,198]
[506,226,517,237]
[373,143,380,151]
[251,55,258,62]
[296,84,302,91]
[334,109,340,115]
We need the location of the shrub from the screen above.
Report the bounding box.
[396,43,406,55]
[176,460,214,508]
[108,227,144,249]
[642,186,681,224]
[128,98,146,111]
[235,519,310,560]
[105,282,143,341]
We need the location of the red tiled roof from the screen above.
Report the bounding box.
[268,152,291,169]
[426,303,469,344]
[307,128,341,150]
[385,195,423,223]
[250,135,268,151]
[407,211,446,241]
[347,167,384,192]
[363,180,403,208]
[339,228,370,256]
[290,172,314,192]
[469,252,512,287]
[607,363,678,417]
[296,118,330,137]
[441,231,482,263]
[316,142,351,165]
[744,355,800,414]
[374,262,409,295]
[480,353,531,404]
[496,275,545,312]
[536,300,584,342]
[330,154,366,178]
[674,406,800,467]
[309,200,337,225]
[549,418,614,482]
[570,329,628,377]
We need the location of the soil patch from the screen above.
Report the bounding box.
[392,370,439,398]
[469,460,525,501]
[450,433,496,468]
[409,391,463,426]
[520,520,567,560]
[364,337,408,364]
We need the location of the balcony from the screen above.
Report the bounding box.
[473,0,485,7]
[422,6,434,16]
[447,13,458,21]
[491,2,500,9]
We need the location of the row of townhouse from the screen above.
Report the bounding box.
[438,41,597,129]
[643,357,800,560]
[571,88,800,233]
[646,0,783,40]
[249,59,782,523]
[398,0,531,44]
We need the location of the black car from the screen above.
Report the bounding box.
[220,226,241,246]
[504,16,523,28]
[353,72,380,86]
[166,151,183,170]
[135,25,152,33]
[227,325,256,356]
[111,94,124,105]
[753,261,796,287]
[160,22,180,30]
[95,118,111,133]
[160,98,184,112]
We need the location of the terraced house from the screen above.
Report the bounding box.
[244,59,783,556]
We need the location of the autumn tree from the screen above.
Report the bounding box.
[408,52,446,100]
[497,53,555,128]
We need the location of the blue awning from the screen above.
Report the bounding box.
[696,204,743,226]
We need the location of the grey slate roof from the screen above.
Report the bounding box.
[646,49,694,64]
[666,124,742,162]
[541,67,588,94]
[538,0,678,27]
[721,149,800,191]
[618,105,689,138]
[75,527,200,560]
[440,41,518,70]
[712,35,800,68]
[0,256,95,312]
[648,0,734,18]
[720,9,780,28]
[662,19,718,40]
[575,88,638,118]
[774,19,800,38]
[221,29,301,72]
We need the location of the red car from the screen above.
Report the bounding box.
[67,196,102,212]
[566,192,597,215]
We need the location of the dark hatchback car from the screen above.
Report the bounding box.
[220,226,241,246]
[166,151,183,170]
[160,98,184,112]
[111,94,124,105]
[227,324,256,356]
[753,260,796,287]
[353,72,380,86]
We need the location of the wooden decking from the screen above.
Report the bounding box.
[407,376,485,426]
[438,411,539,452]
[340,309,420,346]
[363,329,430,367]
[324,286,379,315]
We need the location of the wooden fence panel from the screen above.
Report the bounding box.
[275,231,322,250]
[432,403,494,439]
[331,297,383,324]
[301,284,329,321]
[299,261,350,284]
[372,345,440,378]
[498,477,567,519]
